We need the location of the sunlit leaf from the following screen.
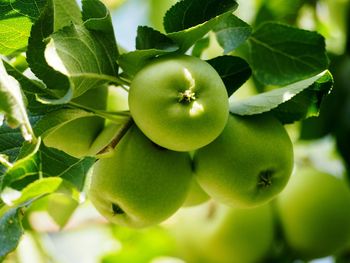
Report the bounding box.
[230,71,332,123]
[0,60,34,141]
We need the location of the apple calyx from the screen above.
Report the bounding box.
[178,89,196,103]
[112,203,125,215]
[258,170,273,188]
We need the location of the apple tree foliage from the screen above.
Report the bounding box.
[0,0,335,259]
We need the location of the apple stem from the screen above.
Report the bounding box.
[97,117,134,155]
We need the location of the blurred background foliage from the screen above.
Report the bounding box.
[3,0,350,262]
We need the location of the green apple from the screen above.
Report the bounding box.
[193,113,294,207]
[43,86,107,158]
[276,168,350,260]
[88,124,193,228]
[170,202,274,263]
[182,179,210,207]
[129,55,229,152]
[203,203,275,263]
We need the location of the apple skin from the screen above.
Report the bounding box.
[88,124,193,228]
[129,55,229,152]
[193,113,294,207]
[43,86,107,158]
[276,168,350,260]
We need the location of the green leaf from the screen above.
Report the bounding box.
[0,177,80,217]
[0,139,41,191]
[44,23,119,98]
[3,61,47,96]
[164,0,238,52]
[191,37,210,57]
[82,0,119,71]
[34,108,99,138]
[0,177,80,257]
[207,56,251,97]
[40,145,95,190]
[52,0,82,30]
[35,0,121,100]
[0,207,24,259]
[229,71,332,123]
[3,61,63,113]
[26,0,83,104]
[272,71,334,124]
[0,125,23,164]
[0,60,34,141]
[213,14,251,54]
[163,0,237,33]
[27,0,73,104]
[120,0,239,75]
[118,50,174,78]
[249,22,329,86]
[118,26,179,77]
[166,12,231,53]
[136,26,178,51]
[1,113,95,190]
[0,0,46,56]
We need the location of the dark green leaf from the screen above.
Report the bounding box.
[27,0,72,104]
[136,26,178,51]
[166,12,231,53]
[163,0,238,52]
[249,22,329,85]
[0,139,41,191]
[40,145,95,190]
[0,125,23,164]
[0,208,24,258]
[213,14,252,54]
[207,56,251,97]
[26,0,82,104]
[0,116,41,177]
[82,0,114,32]
[118,26,179,77]
[163,0,237,33]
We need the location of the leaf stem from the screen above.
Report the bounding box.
[0,155,13,168]
[67,101,131,122]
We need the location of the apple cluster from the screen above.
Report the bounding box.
[87,55,295,228]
